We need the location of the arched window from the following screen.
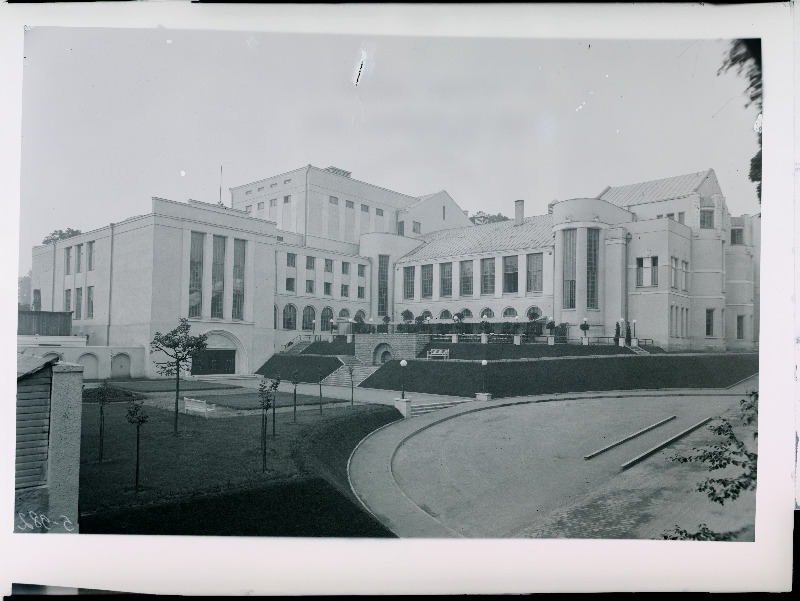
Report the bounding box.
[354,310,366,323]
[526,306,542,321]
[439,309,452,320]
[401,309,414,322]
[274,305,278,329]
[339,308,350,318]
[480,308,494,319]
[502,307,518,319]
[302,306,316,330]
[321,307,334,331]
[283,304,297,330]
[460,308,473,319]
[420,310,433,320]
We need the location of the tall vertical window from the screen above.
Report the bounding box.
[321,307,333,331]
[737,315,745,340]
[412,221,421,234]
[527,253,543,293]
[287,253,296,267]
[88,241,95,271]
[76,244,83,273]
[306,256,315,270]
[358,286,365,299]
[731,228,744,245]
[481,258,495,295]
[502,256,518,293]
[75,288,82,319]
[189,232,204,317]
[302,306,315,331]
[232,239,246,320]
[342,262,350,275]
[64,289,71,312]
[403,266,415,300]
[682,260,689,291]
[562,229,576,309]
[33,289,41,312]
[700,209,715,229]
[65,247,71,275]
[460,260,473,296]
[378,255,389,316]
[325,259,333,273]
[705,309,714,336]
[651,256,659,286]
[587,229,599,309]
[283,304,297,330]
[86,286,94,319]
[211,235,226,319]
[440,262,452,297]
[397,221,405,236]
[636,256,659,287]
[671,257,679,288]
[323,282,331,295]
[341,284,349,297]
[421,264,433,298]
[328,196,340,239]
[358,264,366,277]
[678,212,685,224]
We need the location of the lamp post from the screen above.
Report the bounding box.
[369,317,374,334]
[318,366,323,415]
[481,359,488,394]
[632,319,637,338]
[400,359,407,399]
[311,319,316,341]
[619,318,625,346]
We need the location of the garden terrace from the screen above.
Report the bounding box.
[359,353,758,399]
[422,342,634,360]
[255,355,342,383]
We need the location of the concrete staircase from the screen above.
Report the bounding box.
[410,398,472,417]
[283,340,313,355]
[629,345,651,355]
[322,359,380,387]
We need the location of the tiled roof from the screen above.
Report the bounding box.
[398,214,554,262]
[17,353,58,380]
[598,170,711,208]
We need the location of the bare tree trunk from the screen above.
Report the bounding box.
[135,424,141,491]
[174,363,180,435]
[99,401,105,462]
[261,410,267,472]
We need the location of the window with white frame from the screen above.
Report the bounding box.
[412,221,421,234]
[705,308,714,336]
[65,247,71,275]
[503,256,518,293]
[526,253,543,293]
[731,228,744,245]
[421,264,433,298]
[460,260,473,296]
[481,258,495,295]
[700,209,715,229]
[341,284,349,298]
[403,266,415,299]
[671,257,679,288]
[636,256,659,287]
[440,262,452,297]
[306,280,315,294]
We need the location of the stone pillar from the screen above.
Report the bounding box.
[575,227,588,323]
[553,229,564,323]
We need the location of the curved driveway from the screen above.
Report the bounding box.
[348,377,758,539]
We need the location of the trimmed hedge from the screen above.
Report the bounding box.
[255,355,342,383]
[424,342,634,360]
[359,354,758,399]
[301,340,356,356]
[82,386,143,402]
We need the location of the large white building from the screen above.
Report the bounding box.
[24,165,759,378]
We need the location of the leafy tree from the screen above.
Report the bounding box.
[258,377,280,473]
[348,365,355,408]
[625,321,632,346]
[125,401,149,492]
[41,228,82,245]
[18,269,31,309]
[470,212,510,225]
[662,391,758,540]
[718,39,762,203]
[149,318,208,435]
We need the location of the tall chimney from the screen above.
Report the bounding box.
[515,200,524,225]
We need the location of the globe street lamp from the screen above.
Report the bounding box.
[311,319,316,340]
[400,359,408,399]
[481,359,488,393]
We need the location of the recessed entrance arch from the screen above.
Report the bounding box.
[111,352,132,379]
[191,330,246,375]
[77,353,99,379]
[372,343,396,365]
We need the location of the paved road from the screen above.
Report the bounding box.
[349,376,758,539]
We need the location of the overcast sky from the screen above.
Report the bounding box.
[17,28,761,274]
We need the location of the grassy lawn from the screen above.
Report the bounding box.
[425,342,634,360]
[103,379,241,393]
[187,390,350,410]
[301,339,355,356]
[360,354,759,399]
[79,400,400,518]
[255,355,342,383]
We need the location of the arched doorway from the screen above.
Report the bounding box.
[111,353,132,379]
[372,343,396,365]
[77,353,99,379]
[191,331,244,375]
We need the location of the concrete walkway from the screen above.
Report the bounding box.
[347,375,758,539]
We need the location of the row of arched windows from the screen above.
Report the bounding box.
[398,306,542,321]
[274,305,367,331]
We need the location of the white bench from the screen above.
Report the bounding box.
[183,397,216,417]
[427,349,450,360]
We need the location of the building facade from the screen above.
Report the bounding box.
[26,166,759,378]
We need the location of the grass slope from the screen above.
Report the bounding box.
[425,342,634,360]
[301,340,355,356]
[255,354,342,383]
[360,354,758,399]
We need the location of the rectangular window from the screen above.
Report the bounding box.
[378,255,389,316]
[286,277,295,292]
[700,209,715,229]
[346,200,354,209]
[358,264,366,277]
[211,235,226,318]
[412,221,421,234]
[666,213,674,220]
[421,264,433,298]
[404,266,415,300]
[76,244,83,273]
[284,195,291,204]
[361,204,370,213]
[87,286,94,319]
[460,260,473,296]
[341,284,349,298]
[324,259,333,273]
[706,309,714,336]
[342,262,350,275]
[306,280,315,294]
[358,286,365,299]
[189,232,204,317]
[656,214,663,219]
[678,212,685,224]
[526,253,543,293]
[64,289,71,312]
[671,257,678,288]
[258,201,265,210]
[330,196,338,205]
[271,182,278,188]
[587,229,599,309]
[651,256,658,286]
[503,255,518,293]
[731,228,744,245]
[270,198,277,207]
[443,206,446,220]
[376,208,384,217]
[306,256,315,270]
[636,256,658,287]
[75,287,82,320]
[563,229,576,309]
[287,253,296,267]
[245,190,252,195]
[88,241,95,271]
[397,221,405,236]
[440,262,453,297]
[258,186,264,192]
[245,205,252,213]
[324,282,332,296]
[232,239,245,320]
[65,247,71,275]
[481,257,495,295]
[682,260,689,291]
[737,315,745,339]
